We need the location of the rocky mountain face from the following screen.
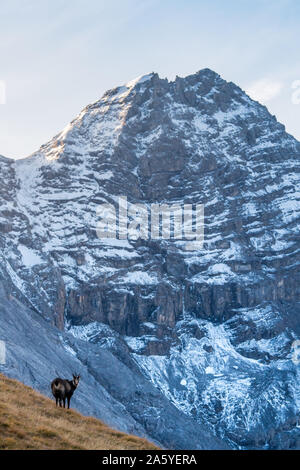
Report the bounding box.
[0,69,300,449]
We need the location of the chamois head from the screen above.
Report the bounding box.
[72,374,81,388]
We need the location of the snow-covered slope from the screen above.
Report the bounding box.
[0,69,300,449]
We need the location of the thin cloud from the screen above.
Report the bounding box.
[246,78,283,103]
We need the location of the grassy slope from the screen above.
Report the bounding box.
[0,373,158,450]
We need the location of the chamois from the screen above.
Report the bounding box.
[51,374,80,409]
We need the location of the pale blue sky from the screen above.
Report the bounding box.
[0,0,299,158]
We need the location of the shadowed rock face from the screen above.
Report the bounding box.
[0,69,300,449]
[0,282,227,450]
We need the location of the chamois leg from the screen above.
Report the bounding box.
[55,397,58,407]
[67,397,70,409]
[63,398,66,408]
[59,399,62,407]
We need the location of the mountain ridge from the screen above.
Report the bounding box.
[2,68,298,164]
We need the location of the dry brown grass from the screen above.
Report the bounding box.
[0,373,158,450]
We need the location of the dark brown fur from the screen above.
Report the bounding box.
[51,374,80,409]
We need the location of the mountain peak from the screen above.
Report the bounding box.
[1,67,300,451]
[174,67,221,83]
[190,67,221,80]
[125,72,157,89]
